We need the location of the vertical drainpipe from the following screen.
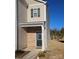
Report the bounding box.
[16,0,18,50]
[41,25,45,51]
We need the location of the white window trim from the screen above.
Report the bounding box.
[33,8,38,17]
[31,8,40,18]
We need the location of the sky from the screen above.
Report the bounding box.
[46,0,64,30]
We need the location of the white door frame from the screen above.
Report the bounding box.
[36,32,42,48]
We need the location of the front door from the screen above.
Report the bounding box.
[36,32,42,48]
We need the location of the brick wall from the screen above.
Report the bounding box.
[26,27,41,49]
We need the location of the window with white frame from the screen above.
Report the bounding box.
[31,8,40,18]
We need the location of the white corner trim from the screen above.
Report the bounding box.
[44,5,46,21]
[41,25,45,51]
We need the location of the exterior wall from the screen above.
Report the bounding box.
[46,5,50,41]
[46,6,50,50]
[18,0,27,23]
[42,23,48,50]
[18,27,27,50]
[17,0,49,51]
[26,0,42,4]
[18,0,46,23]
[17,0,28,50]
[26,27,41,49]
[15,29,17,50]
[18,26,42,50]
[27,32,36,49]
[44,25,48,50]
[27,2,46,22]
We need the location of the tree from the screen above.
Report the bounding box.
[50,28,64,40]
[59,28,64,39]
[50,29,58,39]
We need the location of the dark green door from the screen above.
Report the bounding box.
[36,32,42,48]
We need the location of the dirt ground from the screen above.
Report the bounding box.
[40,39,64,59]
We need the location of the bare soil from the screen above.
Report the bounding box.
[40,39,64,59]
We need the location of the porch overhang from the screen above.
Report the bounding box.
[19,22,44,27]
[18,22,46,51]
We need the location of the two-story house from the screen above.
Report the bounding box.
[16,0,50,51]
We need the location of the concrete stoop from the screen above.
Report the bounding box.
[16,49,39,59]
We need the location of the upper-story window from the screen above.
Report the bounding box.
[31,8,40,18]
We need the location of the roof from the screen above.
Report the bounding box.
[35,0,47,4]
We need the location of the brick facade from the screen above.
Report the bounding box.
[24,27,41,49]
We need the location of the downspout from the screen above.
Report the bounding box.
[16,0,19,50]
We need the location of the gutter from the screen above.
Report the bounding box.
[34,0,47,4]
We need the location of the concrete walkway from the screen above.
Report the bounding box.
[16,49,40,59]
[22,49,39,59]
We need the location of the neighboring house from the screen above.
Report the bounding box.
[16,0,50,51]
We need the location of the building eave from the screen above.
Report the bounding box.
[19,21,45,27]
[34,0,47,4]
